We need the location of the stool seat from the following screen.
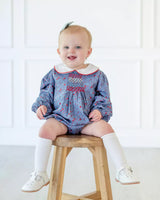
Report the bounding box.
[52,134,103,147]
[48,134,113,200]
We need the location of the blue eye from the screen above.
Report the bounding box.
[76,46,81,49]
[64,46,69,49]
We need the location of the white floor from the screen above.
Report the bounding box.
[0,146,159,200]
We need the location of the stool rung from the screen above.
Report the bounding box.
[80,191,101,200]
[62,191,100,200]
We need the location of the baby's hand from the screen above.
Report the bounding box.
[36,105,47,120]
[89,109,102,122]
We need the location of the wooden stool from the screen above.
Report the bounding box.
[47,135,113,200]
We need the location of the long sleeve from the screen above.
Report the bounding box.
[91,71,112,122]
[32,69,55,115]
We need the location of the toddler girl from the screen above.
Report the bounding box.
[22,22,140,192]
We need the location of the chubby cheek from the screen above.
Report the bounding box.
[60,53,67,60]
[79,53,88,61]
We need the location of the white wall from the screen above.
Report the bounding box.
[0,0,160,147]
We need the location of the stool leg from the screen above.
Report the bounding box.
[94,145,113,200]
[92,152,100,192]
[47,146,68,200]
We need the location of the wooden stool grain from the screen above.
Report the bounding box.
[47,135,113,200]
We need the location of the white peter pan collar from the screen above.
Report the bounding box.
[54,63,99,75]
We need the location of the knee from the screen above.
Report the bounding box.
[104,122,114,133]
[94,121,114,137]
[39,125,56,140]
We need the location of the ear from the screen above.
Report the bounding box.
[87,48,92,58]
[57,48,60,55]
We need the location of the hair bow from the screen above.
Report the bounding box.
[61,21,74,31]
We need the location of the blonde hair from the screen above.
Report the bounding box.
[59,25,92,47]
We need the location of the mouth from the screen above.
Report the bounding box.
[67,56,77,61]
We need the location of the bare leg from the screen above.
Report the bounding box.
[22,119,68,192]
[81,120,114,137]
[82,120,140,185]
[35,118,68,172]
[81,120,127,171]
[39,118,68,140]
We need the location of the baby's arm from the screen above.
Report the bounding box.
[32,69,55,116]
[90,71,112,122]
[36,105,47,120]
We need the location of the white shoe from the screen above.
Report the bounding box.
[116,167,140,185]
[22,171,50,192]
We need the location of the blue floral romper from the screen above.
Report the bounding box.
[32,63,112,134]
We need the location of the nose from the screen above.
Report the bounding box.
[69,47,75,54]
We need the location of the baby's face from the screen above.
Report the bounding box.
[57,31,92,69]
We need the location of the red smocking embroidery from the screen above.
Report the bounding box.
[67,86,85,92]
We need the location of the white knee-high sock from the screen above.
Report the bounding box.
[34,137,52,172]
[102,133,128,171]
